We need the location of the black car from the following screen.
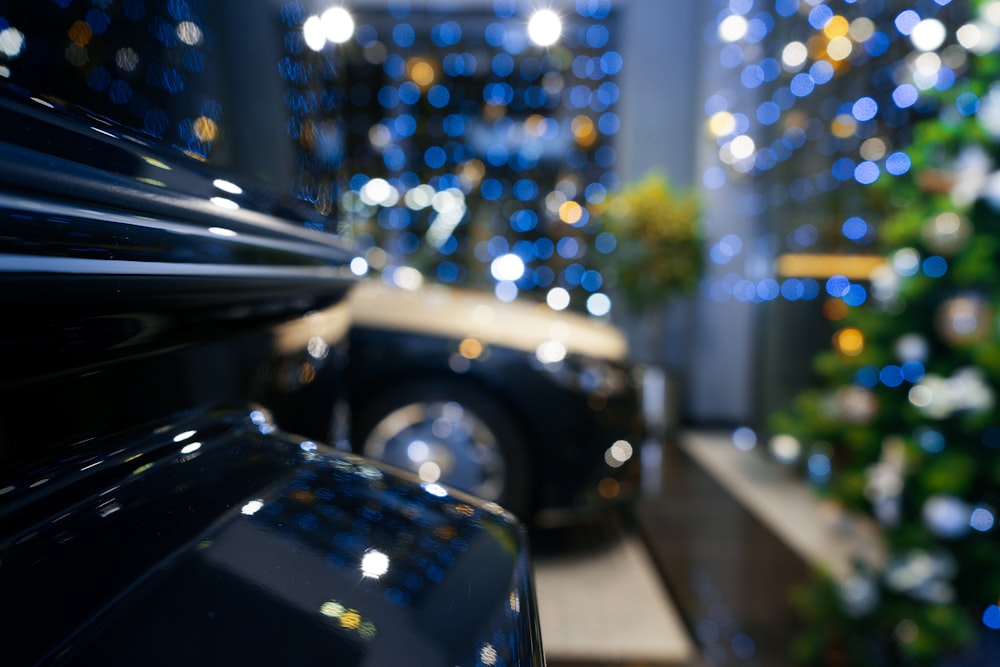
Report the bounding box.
[0,0,643,530]
[346,278,644,521]
[0,17,543,667]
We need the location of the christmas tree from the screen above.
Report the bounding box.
[768,1,1000,663]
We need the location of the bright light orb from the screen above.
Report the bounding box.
[781,41,808,70]
[586,293,611,317]
[241,499,264,516]
[321,6,355,45]
[910,19,947,52]
[729,135,756,160]
[350,257,369,276]
[718,15,748,42]
[303,15,326,51]
[213,178,243,195]
[546,287,570,311]
[528,9,562,47]
[361,550,390,578]
[491,253,525,282]
[536,340,567,364]
[0,27,25,58]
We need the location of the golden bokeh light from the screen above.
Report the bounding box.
[571,114,596,147]
[707,111,737,137]
[598,477,620,499]
[340,610,362,630]
[460,159,486,184]
[823,298,849,321]
[831,113,857,138]
[408,57,436,88]
[834,327,865,356]
[459,337,484,360]
[68,20,92,47]
[823,15,850,39]
[193,116,218,142]
[558,200,583,224]
[524,114,546,137]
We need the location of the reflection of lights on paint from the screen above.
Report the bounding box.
[210,196,239,210]
[0,27,25,57]
[208,226,237,237]
[423,483,449,497]
[173,430,197,443]
[176,21,203,45]
[180,442,202,455]
[241,499,264,515]
[480,643,499,666]
[361,550,390,578]
[213,178,243,195]
[527,9,562,47]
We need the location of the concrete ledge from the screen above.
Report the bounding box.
[681,431,885,580]
[533,522,695,667]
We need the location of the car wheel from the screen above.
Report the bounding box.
[355,380,531,517]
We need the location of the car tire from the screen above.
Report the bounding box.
[354,379,532,518]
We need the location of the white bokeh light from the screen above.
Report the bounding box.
[528,9,562,47]
[491,253,525,282]
[361,549,390,578]
[303,15,326,51]
[321,6,355,44]
[910,19,947,51]
[350,256,369,276]
[0,27,25,58]
[586,293,611,317]
[781,41,808,70]
[718,15,749,42]
[546,287,570,311]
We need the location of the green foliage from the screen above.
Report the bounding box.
[769,2,1000,663]
[590,171,702,311]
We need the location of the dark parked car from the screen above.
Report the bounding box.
[0,49,543,667]
[347,278,644,521]
[0,0,644,530]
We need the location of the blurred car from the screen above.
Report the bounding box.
[0,0,645,531]
[346,277,645,522]
[0,59,543,667]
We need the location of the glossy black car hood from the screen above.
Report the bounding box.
[1,409,540,666]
